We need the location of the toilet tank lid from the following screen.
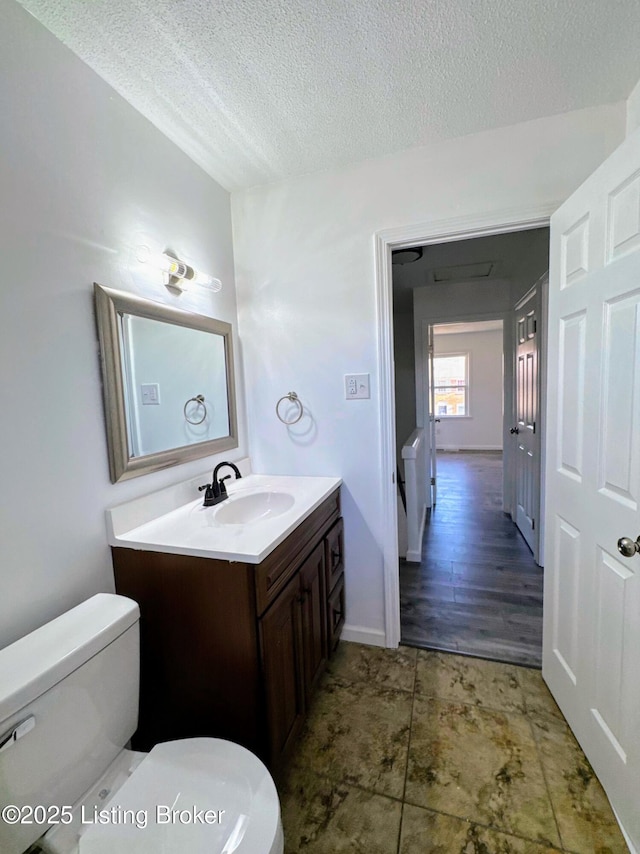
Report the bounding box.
[0,594,139,724]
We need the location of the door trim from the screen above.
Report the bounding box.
[375,203,558,647]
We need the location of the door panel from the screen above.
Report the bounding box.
[298,542,327,703]
[592,547,634,761]
[557,312,586,481]
[550,514,581,685]
[260,573,305,767]
[598,293,640,506]
[513,286,541,556]
[545,126,640,850]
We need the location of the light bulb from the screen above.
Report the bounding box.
[136,245,220,292]
[193,270,222,292]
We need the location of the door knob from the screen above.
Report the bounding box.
[617,536,640,558]
[510,427,520,434]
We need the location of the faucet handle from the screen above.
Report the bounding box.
[219,475,233,496]
[198,482,218,507]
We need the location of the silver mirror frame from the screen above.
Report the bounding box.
[94,283,238,483]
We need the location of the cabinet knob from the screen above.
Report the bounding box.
[331,549,340,566]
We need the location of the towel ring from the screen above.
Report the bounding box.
[276,391,304,425]
[184,394,207,425]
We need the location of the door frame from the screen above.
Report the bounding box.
[375,203,557,647]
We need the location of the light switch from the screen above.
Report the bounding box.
[344,374,370,399]
[141,383,160,405]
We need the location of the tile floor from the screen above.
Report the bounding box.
[278,642,628,854]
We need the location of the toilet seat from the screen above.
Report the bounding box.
[78,738,283,854]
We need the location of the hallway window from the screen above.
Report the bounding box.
[433,353,468,416]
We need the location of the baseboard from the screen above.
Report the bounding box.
[340,624,387,648]
[436,445,503,452]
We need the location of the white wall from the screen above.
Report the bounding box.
[0,1,246,648]
[232,102,625,644]
[627,76,640,136]
[433,329,503,450]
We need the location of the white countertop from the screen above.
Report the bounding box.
[106,473,342,564]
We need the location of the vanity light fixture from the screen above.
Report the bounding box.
[136,246,222,293]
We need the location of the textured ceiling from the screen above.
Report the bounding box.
[16,0,640,190]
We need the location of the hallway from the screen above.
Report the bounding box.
[400,452,543,667]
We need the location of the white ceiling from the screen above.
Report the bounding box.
[17,0,640,191]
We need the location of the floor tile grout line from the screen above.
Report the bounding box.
[396,801,405,854]
[400,655,419,807]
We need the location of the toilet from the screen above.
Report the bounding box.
[0,594,284,854]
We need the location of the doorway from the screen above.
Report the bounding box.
[387,219,550,661]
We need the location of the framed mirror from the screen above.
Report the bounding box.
[94,283,238,482]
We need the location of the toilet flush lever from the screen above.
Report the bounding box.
[0,715,35,754]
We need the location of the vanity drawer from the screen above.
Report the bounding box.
[324,518,344,593]
[256,489,340,615]
[326,574,345,655]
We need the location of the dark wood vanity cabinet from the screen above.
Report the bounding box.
[112,488,344,772]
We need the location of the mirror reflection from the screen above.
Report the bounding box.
[94,284,238,482]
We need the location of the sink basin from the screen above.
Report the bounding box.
[214,491,295,525]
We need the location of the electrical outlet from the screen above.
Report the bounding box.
[141,383,160,405]
[344,374,370,399]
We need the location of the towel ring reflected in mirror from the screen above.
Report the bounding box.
[184,394,208,425]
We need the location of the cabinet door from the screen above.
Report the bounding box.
[260,573,305,767]
[299,541,327,703]
[324,518,344,592]
[327,574,345,656]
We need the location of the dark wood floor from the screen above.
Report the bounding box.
[400,451,543,668]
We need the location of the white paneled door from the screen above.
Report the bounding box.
[544,127,640,851]
[513,285,541,559]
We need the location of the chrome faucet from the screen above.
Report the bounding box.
[199,462,242,507]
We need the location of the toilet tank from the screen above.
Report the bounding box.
[0,594,140,854]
